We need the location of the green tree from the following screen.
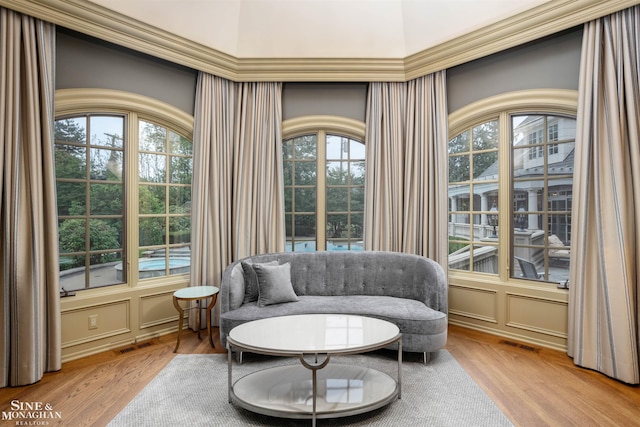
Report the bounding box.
[90,183,123,216]
[472,121,499,179]
[55,119,88,215]
[139,122,168,183]
[139,185,165,215]
[55,118,86,144]
[139,217,165,247]
[448,121,499,183]
[169,131,193,184]
[326,161,364,240]
[140,121,167,152]
[169,205,191,244]
[59,219,121,267]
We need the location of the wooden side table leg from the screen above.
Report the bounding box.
[173,296,184,353]
[206,294,217,348]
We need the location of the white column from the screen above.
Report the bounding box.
[528,190,538,229]
[480,194,488,225]
[450,196,458,223]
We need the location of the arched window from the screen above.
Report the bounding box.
[282,116,365,251]
[55,89,193,291]
[448,90,576,287]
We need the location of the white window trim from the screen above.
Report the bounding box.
[282,115,365,141]
[56,88,193,138]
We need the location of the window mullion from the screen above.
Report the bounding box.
[84,116,92,288]
[126,113,138,285]
[317,130,327,251]
[497,112,511,281]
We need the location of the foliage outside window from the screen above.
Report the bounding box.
[448,112,575,286]
[55,114,192,291]
[283,133,365,251]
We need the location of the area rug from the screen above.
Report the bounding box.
[108,350,513,427]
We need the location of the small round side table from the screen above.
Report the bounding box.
[172,285,219,353]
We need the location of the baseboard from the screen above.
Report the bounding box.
[449,319,568,353]
[60,325,178,363]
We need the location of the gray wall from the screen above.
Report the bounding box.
[56,26,583,121]
[447,27,583,113]
[282,83,368,122]
[280,28,583,122]
[56,29,198,115]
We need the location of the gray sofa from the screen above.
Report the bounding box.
[220,251,448,361]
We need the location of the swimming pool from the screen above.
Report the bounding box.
[285,241,364,252]
[114,257,191,280]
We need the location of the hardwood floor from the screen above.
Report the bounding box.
[446,326,640,426]
[1,325,638,426]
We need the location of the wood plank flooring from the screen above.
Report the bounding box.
[0,325,638,426]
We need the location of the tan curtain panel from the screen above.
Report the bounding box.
[0,8,61,387]
[364,82,406,251]
[568,5,640,384]
[364,73,449,267]
[232,82,285,257]
[190,73,283,328]
[404,75,449,263]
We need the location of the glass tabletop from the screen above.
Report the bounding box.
[228,314,400,354]
[173,285,219,299]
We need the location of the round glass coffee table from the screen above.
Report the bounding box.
[227,314,402,426]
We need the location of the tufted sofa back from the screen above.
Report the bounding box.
[221,251,447,315]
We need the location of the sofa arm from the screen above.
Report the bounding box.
[220,260,246,313]
[422,257,448,315]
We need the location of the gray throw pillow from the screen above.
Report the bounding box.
[241,260,279,304]
[253,263,299,307]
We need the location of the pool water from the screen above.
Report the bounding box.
[285,242,364,252]
[139,258,190,271]
[114,257,191,280]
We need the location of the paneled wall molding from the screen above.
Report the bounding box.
[61,299,132,348]
[505,293,568,339]
[139,291,181,330]
[448,284,499,324]
[1,0,637,82]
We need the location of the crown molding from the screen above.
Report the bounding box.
[1,0,637,82]
[235,58,406,82]
[404,0,640,79]
[1,0,240,80]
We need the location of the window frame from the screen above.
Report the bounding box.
[282,115,365,251]
[55,88,194,291]
[447,89,577,288]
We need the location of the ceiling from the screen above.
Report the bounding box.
[87,0,551,59]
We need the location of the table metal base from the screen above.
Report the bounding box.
[230,363,399,420]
